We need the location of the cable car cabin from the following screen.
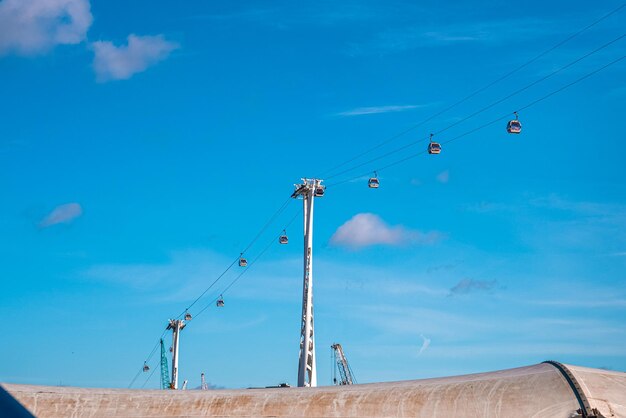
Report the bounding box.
[507,119,522,134]
[143,363,150,372]
[184,312,192,321]
[216,297,225,307]
[279,235,289,244]
[239,257,247,267]
[368,177,380,188]
[315,186,325,197]
[428,142,442,154]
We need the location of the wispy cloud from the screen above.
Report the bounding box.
[83,249,229,293]
[464,201,511,213]
[449,278,498,296]
[330,213,441,249]
[427,261,460,274]
[189,3,413,27]
[525,195,626,252]
[529,194,621,216]
[91,34,179,82]
[530,298,626,309]
[353,305,488,339]
[352,17,559,55]
[464,194,626,255]
[39,203,83,228]
[336,104,428,117]
[0,0,92,56]
[418,334,431,355]
[436,170,449,184]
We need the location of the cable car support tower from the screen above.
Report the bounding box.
[291,178,325,387]
[166,318,186,389]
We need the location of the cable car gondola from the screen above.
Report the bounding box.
[279,230,289,244]
[216,295,225,307]
[315,186,325,197]
[368,171,380,189]
[143,362,150,372]
[184,311,192,321]
[428,134,441,155]
[506,112,522,134]
[239,253,247,267]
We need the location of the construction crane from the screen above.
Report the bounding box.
[160,338,170,390]
[331,343,356,385]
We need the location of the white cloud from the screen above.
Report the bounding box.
[418,334,431,355]
[0,0,92,56]
[39,202,83,228]
[330,213,440,249]
[436,170,449,183]
[336,104,427,117]
[91,34,179,82]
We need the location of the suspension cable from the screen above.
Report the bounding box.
[128,6,625,388]
[327,54,625,187]
[319,3,625,178]
[140,361,159,389]
[325,33,625,181]
[192,208,302,320]
[128,197,293,387]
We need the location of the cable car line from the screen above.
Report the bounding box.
[130,48,623,389]
[324,32,625,182]
[132,207,301,390]
[140,361,159,389]
[326,53,625,188]
[192,209,302,320]
[128,332,168,388]
[428,33,624,139]
[221,209,301,296]
[129,8,625,389]
[170,196,293,322]
[129,197,295,388]
[129,222,290,388]
[128,367,144,389]
[317,3,625,179]
[240,197,293,255]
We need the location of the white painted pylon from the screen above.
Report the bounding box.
[291,178,324,387]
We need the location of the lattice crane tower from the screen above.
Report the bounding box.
[291,178,325,387]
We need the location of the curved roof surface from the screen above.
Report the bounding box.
[2,362,625,417]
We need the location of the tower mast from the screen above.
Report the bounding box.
[167,319,186,389]
[291,178,324,387]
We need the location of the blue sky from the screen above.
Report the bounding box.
[0,0,625,389]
